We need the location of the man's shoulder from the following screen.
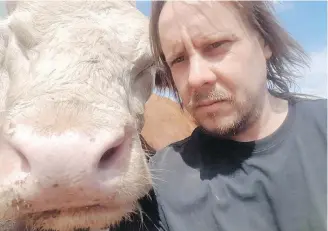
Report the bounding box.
[293,97,326,120]
[290,97,327,138]
[293,96,326,109]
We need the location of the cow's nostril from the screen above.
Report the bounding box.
[97,137,124,170]
[98,147,118,169]
[16,148,31,173]
[97,126,133,170]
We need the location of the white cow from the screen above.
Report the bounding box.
[0,1,155,230]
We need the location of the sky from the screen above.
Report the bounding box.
[136,0,327,99]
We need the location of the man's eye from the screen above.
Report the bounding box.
[211,42,221,48]
[171,56,184,66]
[208,41,224,49]
[206,40,231,51]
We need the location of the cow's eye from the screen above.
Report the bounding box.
[136,62,155,78]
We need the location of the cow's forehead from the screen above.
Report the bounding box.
[15,1,148,31]
[10,1,149,46]
[8,1,152,68]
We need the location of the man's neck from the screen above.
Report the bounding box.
[231,93,289,142]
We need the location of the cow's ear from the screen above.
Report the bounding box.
[0,20,9,65]
[8,11,39,50]
[6,1,17,15]
[127,1,136,8]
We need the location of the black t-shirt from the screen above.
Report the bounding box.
[113,98,327,231]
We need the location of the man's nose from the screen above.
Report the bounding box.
[187,55,216,90]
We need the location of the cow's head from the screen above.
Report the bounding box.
[0,1,155,230]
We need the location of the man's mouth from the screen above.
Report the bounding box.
[195,99,227,108]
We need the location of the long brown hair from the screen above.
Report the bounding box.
[149,1,312,106]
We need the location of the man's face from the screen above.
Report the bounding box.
[158,1,272,137]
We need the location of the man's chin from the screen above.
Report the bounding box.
[197,114,246,138]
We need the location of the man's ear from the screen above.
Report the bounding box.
[258,34,272,60]
[263,41,272,60]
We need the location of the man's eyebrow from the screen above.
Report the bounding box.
[165,31,234,62]
[166,41,185,63]
[192,31,234,47]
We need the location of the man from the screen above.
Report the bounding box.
[143,1,327,231]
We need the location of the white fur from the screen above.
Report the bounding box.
[0,1,154,230]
